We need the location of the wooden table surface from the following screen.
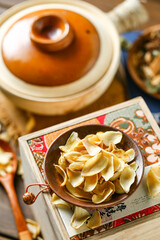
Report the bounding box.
[0,0,160,239]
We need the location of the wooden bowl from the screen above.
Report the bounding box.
[127,24,160,100]
[44,124,144,209]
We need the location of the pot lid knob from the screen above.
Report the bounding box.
[30,13,74,52]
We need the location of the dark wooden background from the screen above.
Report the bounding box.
[0,0,159,239]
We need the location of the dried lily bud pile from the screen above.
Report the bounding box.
[133,29,160,94]
[55,131,138,203]
[52,131,138,229]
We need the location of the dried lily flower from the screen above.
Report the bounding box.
[87,210,101,229]
[54,131,137,204]
[26,218,41,239]
[70,206,90,229]
[51,193,71,208]
[16,156,24,177]
[0,147,13,177]
[147,166,160,196]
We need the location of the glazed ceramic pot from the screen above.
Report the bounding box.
[0,0,148,115]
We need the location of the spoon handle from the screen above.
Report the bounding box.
[2,178,33,240]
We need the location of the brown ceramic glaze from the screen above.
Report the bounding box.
[0,139,32,240]
[44,124,144,209]
[127,24,160,100]
[30,13,74,52]
[2,9,100,86]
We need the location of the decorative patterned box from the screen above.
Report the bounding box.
[19,97,160,240]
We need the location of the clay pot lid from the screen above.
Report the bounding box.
[1,8,101,87]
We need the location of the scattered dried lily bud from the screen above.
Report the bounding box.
[82,136,101,156]
[51,193,71,208]
[101,156,114,181]
[0,147,13,176]
[98,175,105,184]
[147,166,160,196]
[23,192,35,205]
[58,154,69,170]
[81,152,108,177]
[54,164,67,187]
[37,237,43,240]
[87,210,101,229]
[67,168,84,188]
[114,179,125,194]
[120,165,136,193]
[69,162,84,171]
[66,180,92,200]
[59,132,80,153]
[92,181,115,204]
[70,206,90,229]
[110,171,121,181]
[97,131,122,146]
[26,218,41,239]
[16,156,24,177]
[130,161,139,171]
[83,174,98,192]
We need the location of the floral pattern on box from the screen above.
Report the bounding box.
[28,103,160,240]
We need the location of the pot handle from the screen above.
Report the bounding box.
[107,0,149,34]
[23,183,50,205]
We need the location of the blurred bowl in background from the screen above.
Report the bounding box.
[127,24,160,100]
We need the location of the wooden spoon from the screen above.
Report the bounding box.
[0,139,32,240]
